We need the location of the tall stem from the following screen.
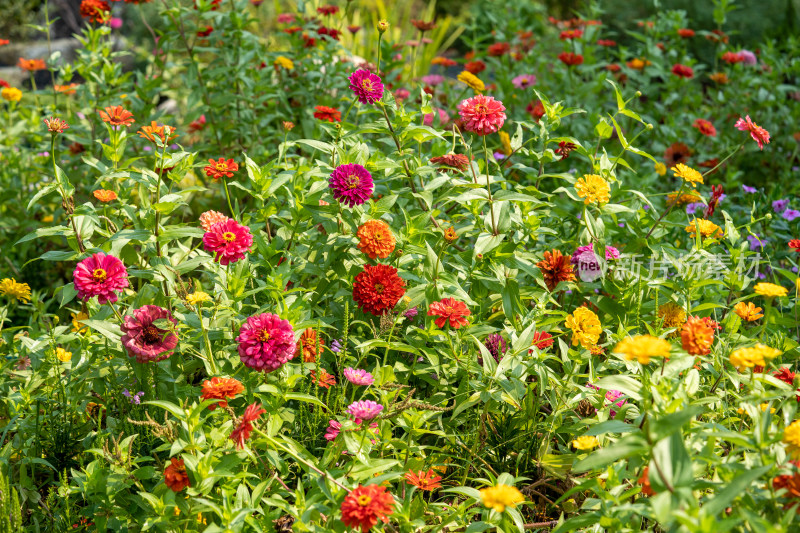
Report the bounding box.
[482,135,498,236]
[223,179,236,220]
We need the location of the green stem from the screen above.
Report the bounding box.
[482,135,498,236]
[223,179,236,220]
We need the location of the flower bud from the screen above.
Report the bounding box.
[377,19,389,34]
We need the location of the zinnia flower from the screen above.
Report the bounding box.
[639,467,655,496]
[199,210,229,231]
[671,63,694,78]
[664,142,692,167]
[236,313,296,372]
[98,105,134,127]
[93,189,117,202]
[44,117,69,134]
[575,174,610,204]
[572,435,599,450]
[56,347,72,362]
[352,264,406,316]
[692,118,717,137]
[733,301,763,321]
[527,100,545,121]
[348,69,384,105]
[657,302,686,331]
[344,367,375,386]
[164,458,190,492]
[483,333,507,361]
[565,307,602,348]
[464,60,486,74]
[121,305,178,363]
[480,484,524,513]
[457,71,484,92]
[201,377,244,409]
[785,422,800,460]
[1,87,22,102]
[671,163,703,188]
[329,163,374,208]
[138,121,177,144]
[230,402,266,449]
[297,328,324,362]
[789,239,800,253]
[325,419,342,441]
[310,369,337,389]
[558,52,584,66]
[537,250,576,291]
[273,56,293,70]
[531,331,554,350]
[428,297,470,329]
[18,58,47,71]
[347,400,383,420]
[678,28,695,37]
[203,219,254,265]
[614,334,671,364]
[735,115,770,150]
[357,220,395,259]
[204,157,238,179]
[80,0,110,22]
[685,219,723,239]
[488,42,510,55]
[754,282,788,298]
[73,252,129,304]
[457,95,506,136]
[404,469,442,491]
[681,316,714,355]
[0,278,31,302]
[511,74,537,89]
[430,153,470,173]
[729,343,781,371]
[340,484,395,532]
[314,105,341,122]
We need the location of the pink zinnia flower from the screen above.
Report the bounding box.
[329,163,374,207]
[230,402,266,449]
[199,210,229,231]
[346,400,383,420]
[587,383,627,418]
[421,74,444,86]
[324,419,342,441]
[423,107,450,127]
[570,243,620,263]
[203,219,253,265]
[236,313,296,372]
[735,115,770,150]
[121,305,178,363]
[344,367,374,386]
[457,95,506,136]
[276,13,294,24]
[73,252,129,304]
[394,88,410,102]
[348,69,384,105]
[511,74,537,89]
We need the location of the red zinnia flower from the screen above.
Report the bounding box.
[203,219,254,265]
[597,39,617,46]
[164,458,190,492]
[464,60,486,74]
[201,377,244,410]
[671,64,694,78]
[80,0,110,23]
[735,115,770,150]
[404,469,442,491]
[430,153,470,173]
[230,402,266,449]
[204,157,239,179]
[537,249,576,291]
[530,331,554,350]
[693,118,716,137]
[352,264,406,316]
[188,114,206,132]
[527,100,546,122]
[18,58,47,71]
[310,369,337,389]
[428,297,470,329]
[431,57,457,67]
[558,52,583,66]
[488,42,510,56]
[559,29,583,40]
[340,484,395,532]
[721,51,744,64]
[93,189,117,202]
[789,239,800,253]
[317,5,339,15]
[197,25,213,38]
[555,141,577,160]
[121,305,179,363]
[678,28,695,38]
[314,105,341,122]
[0,40,9,46]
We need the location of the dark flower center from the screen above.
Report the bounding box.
[374,282,384,294]
[143,325,162,344]
[257,329,271,342]
[92,268,107,282]
[222,231,236,242]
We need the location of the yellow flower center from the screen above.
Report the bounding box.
[357,494,372,506]
[474,103,488,114]
[257,330,271,342]
[361,79,373,91]
[215,162,227,171]
[374,283,384,294]
[344,173,360,189]
[92,268,107,282]
[222,232,236,242]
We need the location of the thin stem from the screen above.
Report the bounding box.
[481,135,498,236]
[223,179,236,219]
[645,182,686,239]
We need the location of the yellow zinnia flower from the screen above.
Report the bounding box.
[729,343,781,371]
[56,347,72,362]
[457,70,484,92]
[499,131,512,156]
[71,311,89,334]
[754,282,788,298]
[671,163,703,188]
[785,420,800,459]
[654,162,666,176]
[572,435,599,450]
[685,219,723,239]
[667,190,702,206]
[186,291,212,305]
[657,302,686,334]
[479,484,525,513]
[614,334,671,364]
[733,302,763,322]
[574,174,610,205]
[565,307,602,349]
[0,278,31,302]
[274,56,294,70]
[1,87,22,102]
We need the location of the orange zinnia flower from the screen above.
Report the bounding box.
[680,316,714,355]
[733,301,763,322]
[638,466,655,496]
[692,119,717,137]
[310,368,336,389]
[404,469,442,491]
[138,121,177,143]
[18,58,46,71]
[428,297,470,329]
[93,189,117,202]
[536,249,576,291]
[297,328,324,362]
[98,105,134,127]
[200,376,244,410]
[357,220,395,259]
[204,157,238,179]
[164,458,190,492]
[54,83,79,95]
[80,0,110,23]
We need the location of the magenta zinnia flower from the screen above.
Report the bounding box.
[734,115,770,150]
[121,305,178,363]
[236,313,296,372]
[203,219,254,265]
[324,419,341,441]
[329,163,374,207]
[457,95,506,136]
[348,69,384,105]
[344,367,375,386]
[73,252,129,304]
[570,243,620,263]
[346,400,383,420]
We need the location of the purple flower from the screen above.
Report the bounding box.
[346,400,383,420]
[512,74,537,89]
[494,152,506,160]
[783,209,800,221]
[739,49,757,65]
[742,185,757,193]
[344,367,374,386]
[123,389,144,405]
[348,69,384,105]
[329,163,374,208]
[483,333,507,362]
[747,234,767,251]
[404,307,418,319]
[331,339,342,352]
[421,74,444,86]
[685,202,705,215]
[773,199,790,213]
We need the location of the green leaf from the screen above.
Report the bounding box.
[284,393,328,410]
[572,434,647,473]
[81,319,122,342]
[701,465,771,518]
[16,226,72,244]
[594,376,642,400]
[649,404,705,442]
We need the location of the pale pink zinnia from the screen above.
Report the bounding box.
[344,367,375,386]
[199,210,229,231]
[236,313,296,372]
[73,252,129,304]
[734,115,770,150]
[457,95,506,136]
[346,400,383,420]
[203,219,254,265]
[120,305,178,363]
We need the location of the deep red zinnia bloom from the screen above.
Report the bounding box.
[329,163,374,207]
[73,252,129,304]
[464,60,486,74]
[348,69,384,105]
[230,402,266,449]
[555,141,577,160]
[458,95,506,136]
[317,5,339,15]
[531,331,555,350]
[559,29,583,40]
[488,42,510,56]
[721,51,744,64]
[98,105,134,127]
[204,157,239,179]
[340,484,395,532]
[527,100,546,122]
[428,297,470,329]
[671,64,694,78]
[558,52,584,66]
[203,219,254,265]
[693,118,717,137]
[236,313,296,372]
[314,105,341,122]
[789,239,800,253]
[774,368,800,402]
[353,264,406,316]
[597,39,617,46]
[735,115,770,150]
[121,305,179,363]
[164,458,190,492]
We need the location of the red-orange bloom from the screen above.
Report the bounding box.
[201,377,244,410]
[404,469,442,491]
[430,153,470,173]
[357,220,395,259]
[353,264,406,316]
[487,42,510,56]
[721,51,744,64]
[680,316,715,356]
[340,484,395,532]
[230,403,266,449]
[314,105,341,122]
[0,39,8,46]
[536,250,576,291]
[297,328,324,362]
[638,466,655,496]
[99,105,134,127]
[773,462,800,507]
[431,56,457,67]
[204,157,239,179]
[54,83,79,95]
[18,58,46,71]
[558,52,584,66]
[164,458,190,492]
[671,63,694,78]
[664,142,692,167]
[93,189,117,202]
[138,121,177,143]
[692,119,717,137]
[789,239,800,253]
[428,297,470,329]
[80,0,110,23]
[310,368,337,389]
[559,29,583,40]
[464,60,486,74]
[678,28,695,38]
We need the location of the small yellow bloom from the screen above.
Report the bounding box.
[42,215,54,223]
[574,174,611,205]
[457,70,484,92]
[733,302,763,322]
[377,19,389,33]
[667,190,702,206]
[572,435,599,450]
[654,162,666,176]
[274,56,294,70]
[614,334,671,364]
[565,307,602,349]
[754,282,788,298]
[729,343,781,371]
[759,403,775,413]
[685,219,723,239]
[1,87,22,102]
[0,278,31,302]
[784,420,800,459]
[71,311,89,334]
[479,484,525,513]
[671,163,703,188]
[499,131,512,156]
[56,347,72,362]
[186,291,211,306]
